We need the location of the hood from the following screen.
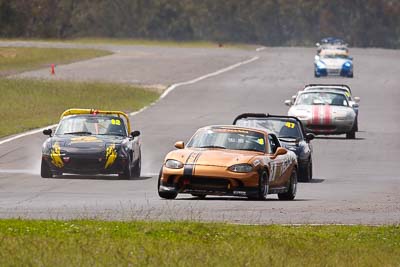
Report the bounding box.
[320,58,350,68]
[166,148,259,167]
[290,105,355,124]
[50,135,124,153]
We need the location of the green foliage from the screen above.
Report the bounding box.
[0,0,399,48]
[0,219,399,266]
[0,79,160,137]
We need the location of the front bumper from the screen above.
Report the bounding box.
[299,119,354,135]
[159,164,260,197]
[42,153,128,175]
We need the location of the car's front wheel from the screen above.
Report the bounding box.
[131,150,141,178]
[157,169,178,199]
[299,158,312,182]
[40,159,53,178]
[248,171,268,200]
[278,169,297,200]
[119,155,132,179]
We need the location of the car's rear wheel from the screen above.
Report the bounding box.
[299,158,312,182]
[278,169,297,200]
[248,171,268,200]
[158,168,178,199]
[131,151,141,178]
[40,159,53,178]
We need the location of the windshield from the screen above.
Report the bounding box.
[56,115,127,136]
[187,128,266,152]
[305,88,352,100]
[296,92,349,106]
[236,119,302,139]
[321,54,349,59]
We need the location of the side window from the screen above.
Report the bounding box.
[268,135,276,154]
[268,134,280,154]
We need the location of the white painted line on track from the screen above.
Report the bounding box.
[0,124,57,146]
[256,46,266,52]
[158,56,259,100]
[0,56,259,146]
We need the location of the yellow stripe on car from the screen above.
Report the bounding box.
[51,142,64,168]
[105,144,117,169]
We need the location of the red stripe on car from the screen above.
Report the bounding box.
[324,105,331,125]
[312,106,319,125]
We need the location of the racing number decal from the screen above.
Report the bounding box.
[285,122,295,129]
[105,144,117,169]
[111,119,121,125]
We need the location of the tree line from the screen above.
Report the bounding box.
[0,0,399,48]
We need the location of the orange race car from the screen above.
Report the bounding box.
[158,125,298,200]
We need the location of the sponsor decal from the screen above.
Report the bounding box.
[105,144,117,169]
[51,142,64,168]
[233,191,247,196]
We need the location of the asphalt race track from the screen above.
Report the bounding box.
[0,42,399,224]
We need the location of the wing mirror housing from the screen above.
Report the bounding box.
[314,55,320,61]
[354,96,360,103]
[275,147,287,156]
[306,133,315,142]
[43,129,52,136]
[284,100,292,106]
[315,42,320,47]
[131,130,141,138]
[174,141,185,149]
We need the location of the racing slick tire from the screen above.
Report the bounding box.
[278,169,297,201]
[158,168,178,199]
[248,171,269,200]
[131,151,141,178]
[355,117,359,132]
[119,155,133,179]
[299,158,312,183]
[40,160,53,178]
[346,123,357,139]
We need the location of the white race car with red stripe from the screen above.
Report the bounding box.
[285,90,357,139]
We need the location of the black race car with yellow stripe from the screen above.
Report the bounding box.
[41,109,141,179]
[233,113,314,182]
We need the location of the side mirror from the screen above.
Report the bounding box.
[354,96,360,103]
[131,130,141,138]
[284,100,292,106]
[174,141,185,149]
[275,147,287,156]
[306,133,315,142]
[352,103,359,108]
[315,42,320,47]
[314,55,320,61]
[43,129,52,136]
[348,56,353,60]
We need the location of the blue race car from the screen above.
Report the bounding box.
[314,49,353,78]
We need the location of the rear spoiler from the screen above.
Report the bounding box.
[60,108,131,133]
[232,113,307,137]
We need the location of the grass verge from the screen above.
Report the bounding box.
[1,38,253,49]
[0,79,160,138]
[0,47,111,76]
[0,219,399,266]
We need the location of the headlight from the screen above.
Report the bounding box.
[316,61,326,69]
[165,159,184,169]
[228,164,253,173]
